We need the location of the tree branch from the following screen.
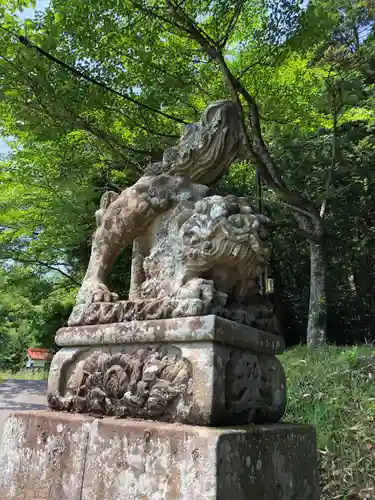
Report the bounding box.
[320,80,343,218]
[1,256,79,283]
[130,0,193,36]
[102,105,179,138]
[237,58,274,79]
[119,49,212,98]
[218,0,245,48]
[167,0,323,238]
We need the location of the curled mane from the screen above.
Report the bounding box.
[145,101,242,185]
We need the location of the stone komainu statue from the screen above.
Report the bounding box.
[69,101,276,332]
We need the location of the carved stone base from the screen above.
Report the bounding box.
[0,411,320,500]
[68,296,278,332]
[48,315,286,425]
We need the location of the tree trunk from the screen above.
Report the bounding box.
[307,241,327,347]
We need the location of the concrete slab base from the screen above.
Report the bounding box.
[0,410,320,500]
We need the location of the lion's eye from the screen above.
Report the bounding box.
[183,231,199,244]
[189,235,200,244]
[203,241,212,251]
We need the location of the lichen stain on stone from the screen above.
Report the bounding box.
[0,416,26,498]
[0,414,90,500]
[0,412,319,500]
[82,422,217,500]
[271,449,295,500]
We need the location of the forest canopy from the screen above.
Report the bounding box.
[0,0,375,365]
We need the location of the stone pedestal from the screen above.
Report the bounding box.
[48,315,286,425]
[0,411,320,500]
[0,315,320,499]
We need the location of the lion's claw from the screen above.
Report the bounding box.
[77,280,119,305]
[91,290,119,303]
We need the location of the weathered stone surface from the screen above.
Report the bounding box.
[55,315,284,354]
[0,411,320,500]
[216,424,320,499]
[48,347,193,421]
[69,195,277,331]
[81,418,219,500]
[70,101,278,332]
[73,102,242,307]
[0,411,91,500]
[48,317,286,425]
[82,419,320,500]
[68,294,277,331]
[48,344,285,425]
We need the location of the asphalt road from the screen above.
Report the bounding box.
[0,379,48,440]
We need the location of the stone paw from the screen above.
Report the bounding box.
[76,281,119,304]
[91,288,119,303]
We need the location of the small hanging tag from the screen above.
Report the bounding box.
[266,278,274,294]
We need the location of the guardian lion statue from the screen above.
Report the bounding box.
[69,101,276,332]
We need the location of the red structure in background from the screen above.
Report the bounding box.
[27,348,50,361]
[26,348,51,370]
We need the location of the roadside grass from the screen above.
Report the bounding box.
[281,345,375,499]
[0,370,48,381]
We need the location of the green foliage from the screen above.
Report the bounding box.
[282,345,375,499]
[0,5,374,497]
[0,266,74,370]
[0,1,374,349]
[1,329,34,371]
